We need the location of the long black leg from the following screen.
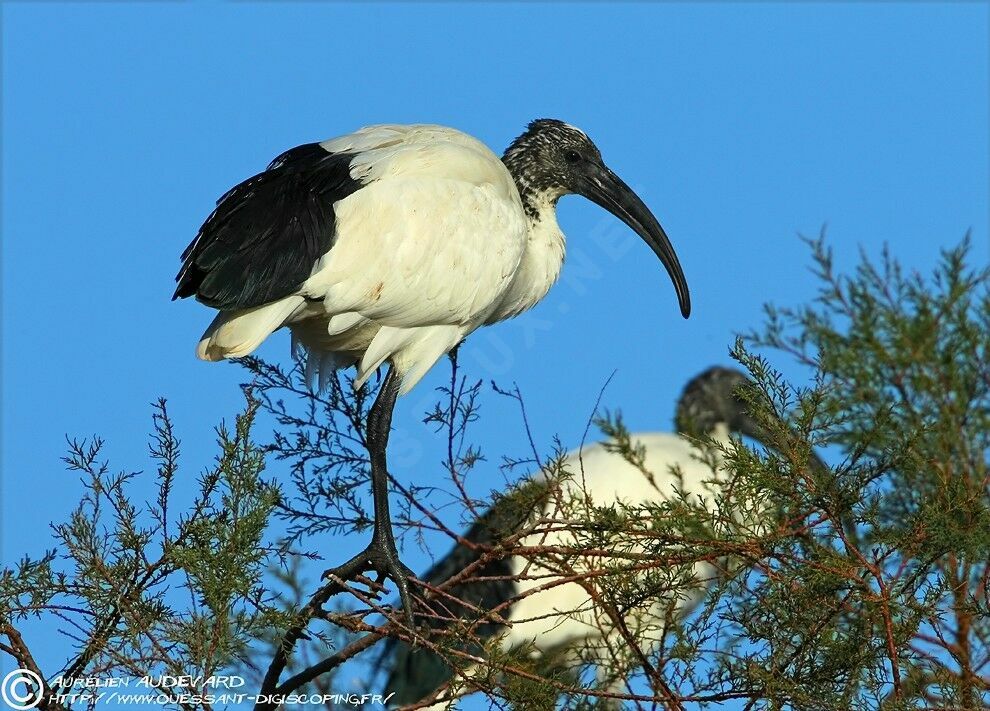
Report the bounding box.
[364,366,416,617]
[322,365,417,626]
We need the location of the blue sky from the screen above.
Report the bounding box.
[2,2,988,708]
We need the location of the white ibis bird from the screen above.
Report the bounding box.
[384,367,773,707]
[173,120,691,621]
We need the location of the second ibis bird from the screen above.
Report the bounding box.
[173,119,691,620]
[383,367,767,707]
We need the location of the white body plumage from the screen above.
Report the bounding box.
[504,428,735,656]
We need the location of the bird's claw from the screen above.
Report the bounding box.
[366,540,417,629]
[321,538,417,628]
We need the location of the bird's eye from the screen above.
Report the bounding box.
[564,150,582,164]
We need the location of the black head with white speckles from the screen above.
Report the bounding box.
[503,118,691,319]
[502,119,603,213]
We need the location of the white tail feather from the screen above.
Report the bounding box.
[395,327,462,395]
[326,311,367,336]
[196,296,305,361]
[354,327,414,389]
[353,325,462,394]
[300,349,355,392]
[304,349,322,386]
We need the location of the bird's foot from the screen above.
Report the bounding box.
[322,536,417,628]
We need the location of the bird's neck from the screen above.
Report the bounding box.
[502,149,566,220]
[486,194,566,323]
[485,149,568,322]
[708,422,733,447]
[523,195,567,281]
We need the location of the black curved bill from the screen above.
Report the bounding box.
[579,167,691,318]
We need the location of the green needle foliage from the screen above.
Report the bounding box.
[1,235,987,710]
[718,234,990,710]
[1,393,291,710]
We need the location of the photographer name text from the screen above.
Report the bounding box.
[46,676,394,706]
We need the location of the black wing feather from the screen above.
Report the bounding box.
[173,143,362,310]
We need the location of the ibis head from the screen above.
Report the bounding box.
[503,119,691,318]
[675,366,764,441]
